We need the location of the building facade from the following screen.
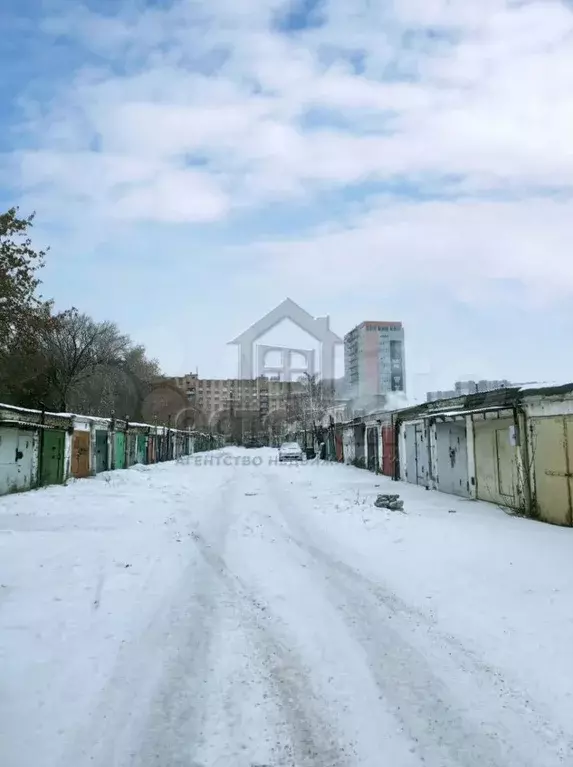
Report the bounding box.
[170,373,303,420]
[344,321,406,400]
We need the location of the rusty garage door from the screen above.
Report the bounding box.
[381,425,394,477]
[71,430,90,478]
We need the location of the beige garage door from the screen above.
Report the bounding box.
[531,416,573,526]
[474,418,519,508]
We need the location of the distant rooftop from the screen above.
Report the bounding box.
[360,321,403,327]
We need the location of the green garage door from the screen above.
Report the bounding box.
[41,430,65,486]
[136,435,147,464]
[114,432,126,470]
[95,431,108,473]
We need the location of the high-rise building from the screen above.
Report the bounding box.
[344,321,406,399]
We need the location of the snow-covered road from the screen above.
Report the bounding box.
[2,448,573,767]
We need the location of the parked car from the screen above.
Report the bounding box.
[244,438,264,448]
[278,442,304,462]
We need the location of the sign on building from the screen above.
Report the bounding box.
[390,340,404,391]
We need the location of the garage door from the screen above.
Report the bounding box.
[436,421,470,497]
[474,418,519,508]
[530,416,573,526]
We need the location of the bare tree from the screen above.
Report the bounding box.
[287,373,334,429]
[33,310,133,411]
[66,343,161,419]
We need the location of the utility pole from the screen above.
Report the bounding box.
[125,415,130,467]
[37,402,46,486]
[167,414,172,460]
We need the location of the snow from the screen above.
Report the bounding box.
[73,415,111,425]
[0,402,76,419]
[422,405,511,418]
[0,402,93,421]
[1,449,573,766]
[0,404,197,431]
[518,381,569,392]
[0,402,44,415]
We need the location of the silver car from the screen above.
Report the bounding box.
[278,442,304,462]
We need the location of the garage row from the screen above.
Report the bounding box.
[0,404,221,497]
[314,383,573,528]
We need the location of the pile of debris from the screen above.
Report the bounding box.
[374,493,404,512]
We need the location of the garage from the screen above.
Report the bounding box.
[435,419,470,498]
[40,429,66,487]
[473,413,519,509]
[71,430,91,478]
[0,426,36,494]
[529,415,573,526]
[403,421,429,487]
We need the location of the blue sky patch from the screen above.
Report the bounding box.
[273,0,326,34]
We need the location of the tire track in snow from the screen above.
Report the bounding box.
[264,472,572,767]
[60,472,238,767]
[77,464,350,767]
[182,514,354,767]
[127,473,242,767]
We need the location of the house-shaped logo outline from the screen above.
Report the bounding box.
[229,298,342,381]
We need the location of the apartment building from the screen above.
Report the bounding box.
[170,373,303,418]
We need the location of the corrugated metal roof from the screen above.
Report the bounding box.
[464,387,520,409]
[0,420,61,430]
[425,406,514,419]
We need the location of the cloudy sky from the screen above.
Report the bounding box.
[3,0,573,401]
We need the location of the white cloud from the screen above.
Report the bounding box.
[24,0,572,209]
[239,195,573,302]
[112,168,230,223]
[17,1,573,196]
[6,0,573,388]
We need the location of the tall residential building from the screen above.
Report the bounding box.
[344,321,406,399]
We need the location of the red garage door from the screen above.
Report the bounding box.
[382,425,395,476]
